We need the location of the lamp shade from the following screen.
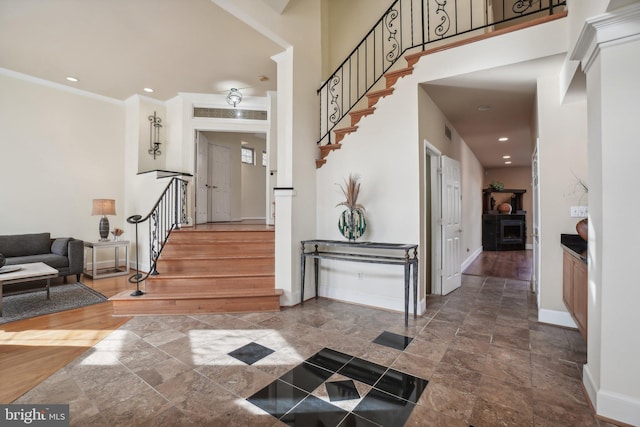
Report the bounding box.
[92,199,116,216]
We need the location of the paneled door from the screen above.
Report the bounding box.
[441,156,462,295]
[209,144,231,222]
[532,140,541,306]
[195,134,209,224]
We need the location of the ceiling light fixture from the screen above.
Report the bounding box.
[65,76,79,82]
[226,88,242,108]
[143,87,154,93]
[503,155,511,159]
[505,161,512,164]
[477,105,492,112]
[498,137,509,142]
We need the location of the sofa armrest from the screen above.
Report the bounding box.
[67,239,84,276]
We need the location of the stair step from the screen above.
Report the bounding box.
[316,159,327,168]
[319,143,341,160]
[146,274,275,294]
[384,67,413,88]
[161,242,274,257]
[156,256,274,275]
[334,126,358,144]
[349,107,376,127]
[169,229,274,243]
[110,288,283,316]
[367,88,394,108]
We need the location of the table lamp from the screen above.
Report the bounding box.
[92,199,116,241]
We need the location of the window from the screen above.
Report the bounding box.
[241,147,254,165]
[262,151,267,167]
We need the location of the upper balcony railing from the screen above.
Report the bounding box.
[317,0,567,147]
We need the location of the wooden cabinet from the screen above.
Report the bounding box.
[562,249,588,342]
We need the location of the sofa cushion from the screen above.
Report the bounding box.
[0,233,51,257]
[51,238,70,256]
[5,254,69,269]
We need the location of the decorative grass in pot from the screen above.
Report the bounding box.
[336,174,366,241]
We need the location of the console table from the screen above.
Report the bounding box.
[300,240,419,326]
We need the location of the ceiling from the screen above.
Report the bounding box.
[423,54,567,168]
[0,0,566,169]
[0,0,282,101]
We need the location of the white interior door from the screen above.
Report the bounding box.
[195,134,208,225]
[441,155,462,295]
[532,140,541,306]
[209,144,231,222]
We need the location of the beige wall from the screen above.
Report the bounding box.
[240,135,267,219]
[323,0,392,74]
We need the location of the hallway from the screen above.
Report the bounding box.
[463,250,533,282]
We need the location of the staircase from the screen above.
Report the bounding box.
[110,225,282,316]
[316,0,567,169]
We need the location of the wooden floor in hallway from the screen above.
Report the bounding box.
[463,250,533,281]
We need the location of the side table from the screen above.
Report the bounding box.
[84,240,130,279]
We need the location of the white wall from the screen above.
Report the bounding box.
[0,71,125,245]
[536,75,588,322]
[240,136,267,219]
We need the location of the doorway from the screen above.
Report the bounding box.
[195,131,269,224]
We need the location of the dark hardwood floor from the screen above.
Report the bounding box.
[463,250,532,281]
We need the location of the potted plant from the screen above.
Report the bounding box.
[336,174,366,241]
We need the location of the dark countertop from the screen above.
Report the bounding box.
[561,233,587,263]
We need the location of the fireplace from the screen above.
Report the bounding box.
[483,214,526,251]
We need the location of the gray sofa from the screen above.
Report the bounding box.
[0,233,84,282]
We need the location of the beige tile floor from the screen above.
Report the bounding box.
[16,275,616,426]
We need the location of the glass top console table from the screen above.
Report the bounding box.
[300,240,419,326]
[84,240,130,279]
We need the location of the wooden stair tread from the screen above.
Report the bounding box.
[384,66,413,87]
[147,272,274,279]
[110,288,283,301]
[367,88,394,107]
[349,107,376,126]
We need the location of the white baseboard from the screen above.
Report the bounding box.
[461,246,483,272]
[537,308,577,328]
[584,365,640,427]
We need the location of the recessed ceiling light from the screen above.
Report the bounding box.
[498,137,509,142]
[505,161,512,164]
[258,75,269,82]
[477,105,492,111]
[65,76,79,82]
[503,155,511,159]
[143,87,154,93]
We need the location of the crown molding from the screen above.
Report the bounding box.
[571,2,640,73]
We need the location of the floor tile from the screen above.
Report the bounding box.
[338,357,388,386]
[352,388,416,427]
[305,347,354,372]
[247,379,308,419]
[338,413,383,427]
[373,368,428,403]
[280,394,347,426]
[279,361,334,393]
[326,380,361,402]
[228,342,276,365]
[372,331,413,351]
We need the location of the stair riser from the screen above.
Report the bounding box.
[161,243,274,257]
[169,231,274,242]
[146,276,275,293]
[156,258,274,275]
[112,295,281,316]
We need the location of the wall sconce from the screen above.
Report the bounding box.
[148,111,162,159]
[92,199,116,241]
[226,88,242,108]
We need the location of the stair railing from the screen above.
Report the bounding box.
[127,177,189,296]
[317,0,567,147]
